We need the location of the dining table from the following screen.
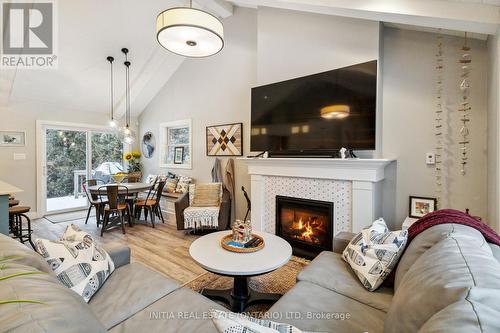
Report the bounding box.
[87,182,153,196]
[87,182,154,227]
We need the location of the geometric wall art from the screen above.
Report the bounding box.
[206,123,243,156]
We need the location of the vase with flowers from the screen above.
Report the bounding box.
[124,151,143,173]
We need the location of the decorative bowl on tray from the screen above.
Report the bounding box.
[220,233,265,253]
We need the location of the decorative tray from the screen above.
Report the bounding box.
[220,233,265,253]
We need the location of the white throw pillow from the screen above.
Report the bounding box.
[210,309,304,333]
[342,218,408,291]
[34,224,115,302]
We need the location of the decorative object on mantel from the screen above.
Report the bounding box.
[434,32,444,206]
[458,32,472,176]
[141,132,155,158]
[0,131,25,147]
[156,0,224,58]
[409,196,437,218]
[206,123,243,156]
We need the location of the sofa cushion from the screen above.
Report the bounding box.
[89,262,180,329]
[109,288,225,333]
[419,299,500,333]
[268,281,386,333]
[0,233,54,276]
[489,243,500,263]
[0,260,106,332]
[394,223,485,291]
[342,218,407,291]
[385,228,500,333]
[298,251,393,312]
[34,225,115,302]
[191,183,222,207]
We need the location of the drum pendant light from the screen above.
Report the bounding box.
[156,0,224,57]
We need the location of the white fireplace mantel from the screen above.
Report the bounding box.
[240,157,395,234]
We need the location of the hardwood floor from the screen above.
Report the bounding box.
[31,211,207,284]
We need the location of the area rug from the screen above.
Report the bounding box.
[184,256,309,315]
[44,210,94,224]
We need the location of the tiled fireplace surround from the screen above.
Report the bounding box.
[241,158,394,240]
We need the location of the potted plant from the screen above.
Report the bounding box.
[124,151,143,181]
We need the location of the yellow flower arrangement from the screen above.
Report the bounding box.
[131,151,141,158]
[124,153,133,161]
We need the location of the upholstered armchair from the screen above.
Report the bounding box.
[175,186,231,231]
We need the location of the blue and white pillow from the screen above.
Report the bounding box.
[342,218,407,291]
[34,224,115,302]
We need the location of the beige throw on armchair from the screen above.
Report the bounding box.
[183,183,222,229]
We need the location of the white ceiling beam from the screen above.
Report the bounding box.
[229,0,500,34]
[196,0,234,18]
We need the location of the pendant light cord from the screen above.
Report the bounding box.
[110,60,114,121]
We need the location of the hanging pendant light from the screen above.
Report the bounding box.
[106,56,117,128]
[122,48,136,144]
[156,0,224,57]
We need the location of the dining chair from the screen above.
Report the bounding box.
[134,180,166,228]
[98,185,132,236]
[83,179,107,226]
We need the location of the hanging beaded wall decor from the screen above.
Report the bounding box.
[435,33,444,206]
[458,32,471,176]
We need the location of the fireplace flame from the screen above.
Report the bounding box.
[291,216,322,243]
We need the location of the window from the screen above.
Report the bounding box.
[159,119,192,169]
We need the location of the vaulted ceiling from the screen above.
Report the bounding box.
[0,0,232,119]
[1,0,498,120]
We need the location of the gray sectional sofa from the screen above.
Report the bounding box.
[1,223,500,332]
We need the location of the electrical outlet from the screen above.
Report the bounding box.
[426,152,435,165]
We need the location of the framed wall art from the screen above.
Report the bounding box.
[174,146,184,164]
[206,123,243,156]
[409,196,437,218]
[141,131,155,159]
[0,131,25,147]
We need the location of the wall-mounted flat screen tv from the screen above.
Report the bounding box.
[251,60,377,155]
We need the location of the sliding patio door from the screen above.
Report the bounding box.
[45,128,88,213]
[39,122,125,216]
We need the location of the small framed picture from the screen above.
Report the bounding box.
[0,131,25,147]
[409,196,437,218]
[174,146,184,164]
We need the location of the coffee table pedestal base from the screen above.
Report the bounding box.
[201,276,281,313]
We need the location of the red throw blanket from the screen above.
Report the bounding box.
[408,209,500,246]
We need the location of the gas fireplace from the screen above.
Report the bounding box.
[276,196,333,259]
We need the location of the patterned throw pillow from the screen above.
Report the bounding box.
[34,224,115,302]
[342,218,408,291]
[192,183,222,207]
[164,178,179,193]
[210,309,304,333]
[175,175,192,193]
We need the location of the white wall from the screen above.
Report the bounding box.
[382,28,489,225]
[487,31,500,232]
[139,7,257,221]
[256,7,380,86]
[140,8,491,230]
[0,103,138,215]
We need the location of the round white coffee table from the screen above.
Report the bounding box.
[189,231,292,312]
